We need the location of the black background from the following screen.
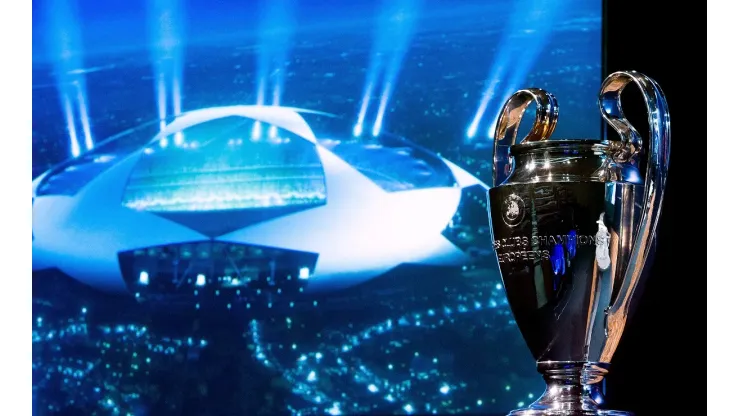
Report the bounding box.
[602,0,706,414]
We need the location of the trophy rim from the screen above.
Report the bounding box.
[510,139,608,155]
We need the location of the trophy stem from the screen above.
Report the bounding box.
[508,362,632,416]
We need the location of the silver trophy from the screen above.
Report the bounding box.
[487,71,670,415]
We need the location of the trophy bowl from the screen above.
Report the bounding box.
[486,71,670,415]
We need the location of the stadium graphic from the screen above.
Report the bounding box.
[31,0,602,413]
[32,105,489,296]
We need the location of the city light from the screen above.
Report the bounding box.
[299,267,311,280]
[138,271,149,285]
[196,274,206,286]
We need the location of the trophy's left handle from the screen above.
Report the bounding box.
[599,71,671,337]
[492,88,559,186]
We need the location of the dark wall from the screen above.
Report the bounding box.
[603,0,706,414]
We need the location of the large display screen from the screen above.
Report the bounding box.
[32,0,603,414]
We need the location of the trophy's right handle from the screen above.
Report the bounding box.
[600,71,671,344]
[492,88,559,186]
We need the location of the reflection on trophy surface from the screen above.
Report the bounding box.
[487,71,670,415]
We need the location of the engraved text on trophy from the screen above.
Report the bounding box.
[494,234,598,264]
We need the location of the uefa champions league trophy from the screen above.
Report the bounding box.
[486,71,670,415]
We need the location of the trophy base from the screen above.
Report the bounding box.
[508,408,632,416]
[507,362,633,416]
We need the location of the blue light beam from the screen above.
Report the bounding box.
[370,0,421,137]
[252,78,266,140]
[45,0,95,157]
[466,0,563,140]
[61,93,80,158]
[255,0,296,139]
[74,81,94,151]
[157,74,167,131]
[485,0,562,139]
[148,0,186,136]
[354,53,383,137]
[465,58,512,139]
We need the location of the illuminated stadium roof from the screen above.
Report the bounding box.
[32,105,488,294]
[35,110,459,199]
[320,138,456,192]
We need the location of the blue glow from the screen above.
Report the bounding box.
[31,306,211,414]
[466,63,508,139]
[256,0,295,116]
[148,0,185,134]
[551,244,566,276]
[121,116,330,213]
[486,114,502,139]
[465,124,477,139]
[609,182,616,204]
[32,1,603,414]
[373,80,394,137]
[251,121,262,140]
[195,274,206,286]
[62,94,81,158]
[567,230,577,259]
[45,0,96,157]
[368,0,420,138]
[466,0,561,141]
[74,82,94,150]
[138,271,149,285]
[240,286,525,415]
[256,78,266,107]
[483,0,562,140]
[372,116,383,137]
[356,78,377,134]
[157,74,167,130]
[172,70,182,117]
[328,403,342,415]
[272,83,282,108]
[352,122,363,138]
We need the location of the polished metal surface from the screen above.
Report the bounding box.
[486,71,670,416]
[493,88,559,186]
